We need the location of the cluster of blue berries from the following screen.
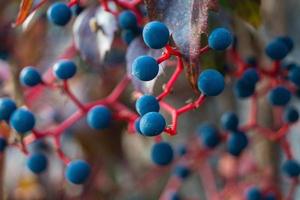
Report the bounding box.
[197,111,249,157]
[221,112,247,156]
[118,10,142,44]
[20,59,77,88]
[13,59,92,184]
[234,68,259,98]
[131,21,169,81]
[135,95,165,136]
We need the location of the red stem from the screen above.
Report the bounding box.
[157,56,184,100]
[63,80,87,112]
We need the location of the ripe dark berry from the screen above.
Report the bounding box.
[134,117,142,135]
[47,2,72,26]
[118,10,137,30]
[65,160,91,184]
[135,95,159,116]
[143,21,169,49]
[10,108,35,134]
[151,142,174,166]
[246,187,262,200]
[197,69,225,96]
[0,137,7,152]
[173,165,190,179]
[283,106,299,123]
[221,112,239,131]
[177,145,187,157]
[197,123,220,149]
[121,29,138,44]
[234,78,255,98]
[87,106,112,130]
[227,131,248,156]
[27,153,48,174]
[20,67,42,87]
[0,98,17,121]
[242,68,259,85]
[277,36,294,53]
[132,56,159,81]
[53,60,77,80]
[268,86,291,106]
[208,28,233,51]
[139,112,166,136]
[288,67,300,87]
[265,39,289,60]
[282,159,300,177]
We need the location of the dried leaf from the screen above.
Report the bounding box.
[220,0,261,28]
[144,0,218,91]
[126,37,163,94]
[14,0,34,27]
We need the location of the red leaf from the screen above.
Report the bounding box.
[14,0,34,27]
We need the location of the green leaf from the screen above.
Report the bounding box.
[220,0,261,28]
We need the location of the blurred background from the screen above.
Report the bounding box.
[0,0,300,199]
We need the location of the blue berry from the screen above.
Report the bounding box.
[139,112,165,136]
[20,67,42,87]
[177,145,187,156]
[208,28,233,50]
[28,139,50,153]
[53,60,77,80]
[27,153,48,174]
[282,159,300,177]
[132,56,159,81]
[134,117,142,135]
[151,142,174,166]
[277,36,294,53]
[197,69,225,96]
[118,10,137,29]
[268,86,291,106]
[10,108,35,134]
[227,131,248,156]
[265,39,288,60]
[221,112,239,131]
[283,106,299,123]
[197,123,220,148]
[136,95,159,115]
[143,21,169,49]
[87,106,112,130]
[121,29,138,44]
[234,78,255,98]
[47,2,72,26]
[242,68,259,85]
[246,187,262,200]
[0,137,7,152]
[173,165,190,179]
[65,160,91,184]
[288,67,300,87]
[0,98,17,121]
